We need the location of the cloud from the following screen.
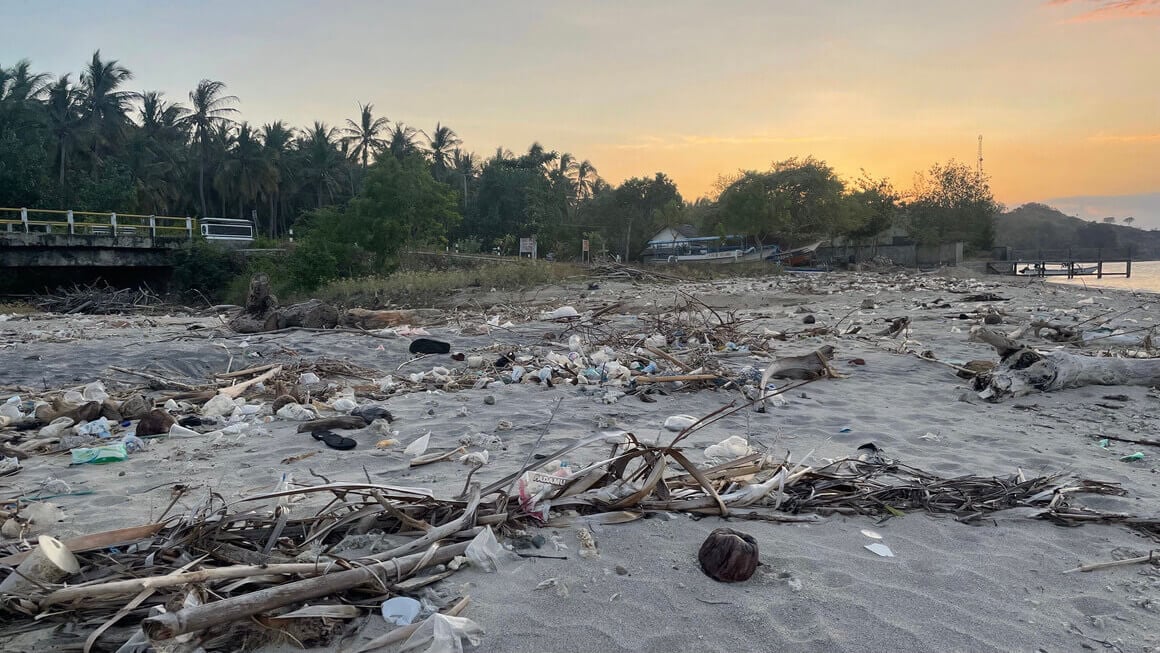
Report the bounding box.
[607,134,840,151]
[1047,0,1160,22]
[1088,132,1160,143]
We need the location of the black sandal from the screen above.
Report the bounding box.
[312,429,356,450]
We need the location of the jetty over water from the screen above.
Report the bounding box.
[986,247,1132,279]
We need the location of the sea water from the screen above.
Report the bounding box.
[1049,259,1160,295]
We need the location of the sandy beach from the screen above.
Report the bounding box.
[2,269,1158,653]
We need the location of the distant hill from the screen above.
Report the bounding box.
[996,203,1160,259]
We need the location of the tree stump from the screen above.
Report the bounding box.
[277,299,339,329]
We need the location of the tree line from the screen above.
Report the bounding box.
[1,52,1001,287]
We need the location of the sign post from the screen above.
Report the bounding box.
[519,237,537,259]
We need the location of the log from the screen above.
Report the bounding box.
[295,416,368,433]
[635,374,721,384]
[972,327,1160,401]
[277,299,339,330]
[140,541,471,641]
[0,535,80,597]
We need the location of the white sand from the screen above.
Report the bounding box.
[2,271,1158,653]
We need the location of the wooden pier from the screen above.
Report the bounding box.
[986,248,1132,279]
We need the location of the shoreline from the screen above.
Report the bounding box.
[2,269,1158,653]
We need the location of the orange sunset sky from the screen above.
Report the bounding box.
[3,0,1158,223]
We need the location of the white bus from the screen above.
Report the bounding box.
[200,217,254,244]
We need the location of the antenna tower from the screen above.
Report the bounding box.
[977,134,984,179]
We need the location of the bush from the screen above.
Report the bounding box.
[170,240,244,301]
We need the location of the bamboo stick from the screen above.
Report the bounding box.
[635,374,721,384]
[214,363,278,380]
[140,541,470,641]
[218,365,282,399]
[643,345,692,372]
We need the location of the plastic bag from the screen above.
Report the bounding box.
[464,525,501,573]
[76,416,113,438]
[201,394,236,417]
[400,614,484,653]
[404,431,431,456]
[275,403,316,421]
[70,442,128,464]
[381,596,421,626]
[704,435,751,459]
[82,381,109,402]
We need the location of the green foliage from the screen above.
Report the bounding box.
[170,240,243,299]
[0,128,50,207]
[905,160,999,251]
[718,157,845,245]
[286,155,460,290]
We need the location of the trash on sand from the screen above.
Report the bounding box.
[275,402,316,421]
[70,442,128,465]
[312,430,357,450]
[662,415,698,432]
[400,613,484,653]
[298,372,321,384]
[404,432,432,456]
[167,424,202,438]
[380,596,422,626]
[698,528,759,583]
[1120,452,1145,462]
[704,435,751,460]
[860,529,883,540]
[201,394,236,418]
[539,306,579,321]
[864,542,895,557]
[39,417,75,439]
[409,338,452,355]
[75,416,112,438]
[465,526,501,572]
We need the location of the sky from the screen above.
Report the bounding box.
[2,0,1158,225]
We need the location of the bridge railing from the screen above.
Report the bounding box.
[0,207,196,239]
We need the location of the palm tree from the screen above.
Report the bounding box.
[215,122,275,219]
[261,121,295,236]
[387,122,422,160]
[426,122,461,181]
[298,122,342,208]
[128,92,188,213]
[342,102,389,170]
[450,147,477,208]
[0,59,49,128]
[575,159,599,201]
[184,79,238,217]
[43,75,83,191]
[79,51,136,172]
[522,141,558,171]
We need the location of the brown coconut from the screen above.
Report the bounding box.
[136,408,175,436]
[698,527,760,583]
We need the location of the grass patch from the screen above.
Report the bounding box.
[0,301,38,314]
[311,259,584,308]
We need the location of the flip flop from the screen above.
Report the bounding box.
[409,338,451,355]
[312,430,356,450]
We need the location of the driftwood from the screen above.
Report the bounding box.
[971,327,1160,401]
[295,416,368,432]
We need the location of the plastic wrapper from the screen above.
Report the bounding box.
[400,614,484,653]
[464,526,501,572]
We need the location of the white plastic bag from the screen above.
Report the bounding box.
[82,381,109,402]
[201,393,236,418]
[704,435,751,459]
[275,403,316,421]
[464,526,501,573]
[400,614,484,653]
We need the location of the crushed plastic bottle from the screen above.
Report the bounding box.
[75,417,113,438]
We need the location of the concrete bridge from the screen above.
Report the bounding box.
[0,208,249,268]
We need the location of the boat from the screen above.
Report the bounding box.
[1016,262,1098,277]
[765,241,823,266]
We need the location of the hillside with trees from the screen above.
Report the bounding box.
[3,52,1002,290]
[996,203,1160,259]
